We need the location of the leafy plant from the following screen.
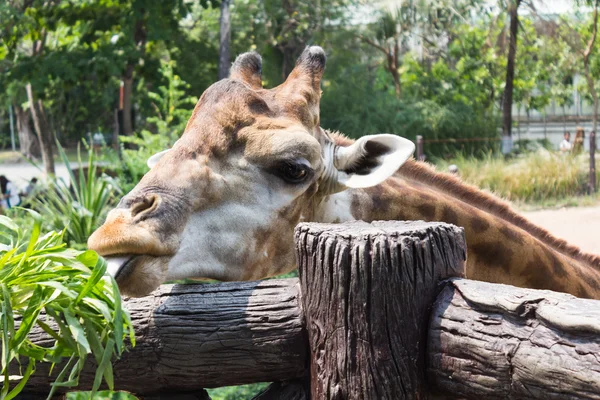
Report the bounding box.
[0,212,134,400]
[32,144,121,247]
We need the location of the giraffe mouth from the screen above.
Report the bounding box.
[105,256,137,280]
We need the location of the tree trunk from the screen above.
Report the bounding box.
[218,0,232,80]
[120,18,147,137]
[591,131,597,193]
[502,0,521,142]
[585,62,599,134]
[113,108,121,153]
[389,63,401,98]
[583,0,599,135]
[25,84,55,175]
[391,38,401,98]
[281,46,299,81]
[428,279,600,399]
[17,279,307,397]
[14,105,41,160]
[295,221,466,400]
[122,64,134,136]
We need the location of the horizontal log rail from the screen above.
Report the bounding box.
[14,221,600,399]
[428,279,600,399]
[17,280,307,397]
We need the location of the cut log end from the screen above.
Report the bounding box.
[296,220,467,400]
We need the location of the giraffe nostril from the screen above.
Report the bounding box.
[131,194,160,218]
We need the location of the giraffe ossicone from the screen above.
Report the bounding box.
[88,46,600,299]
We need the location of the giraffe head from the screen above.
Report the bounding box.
[88,47,415,297]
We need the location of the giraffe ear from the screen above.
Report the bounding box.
[147,149,170,169]
[334,134,415,188]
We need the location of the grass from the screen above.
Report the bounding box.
[436,150,600,205]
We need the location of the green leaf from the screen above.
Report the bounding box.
[12,286,44,350]
[1,284,15,371]
[0,216,18,233]
[4,359,34,400]
[75,256,106,304]
[76,250,99,267]
[92,338,115,392]
[63,310,91,354]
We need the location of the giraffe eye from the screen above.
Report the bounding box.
[278,161,312,184]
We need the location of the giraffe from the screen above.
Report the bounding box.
[88,46,600,298]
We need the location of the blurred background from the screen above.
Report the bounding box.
[1,0,598,163]
[1,0,599,398]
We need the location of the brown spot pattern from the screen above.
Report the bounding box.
[471,241,514,273]
[416,204,436,221]
[470,217,490,234]
[441,206,459,226]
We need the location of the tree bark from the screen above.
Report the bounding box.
[359,36,402,98]
[218,0,232,80]
[17,279,307,397]
[113,108,121,153]
[122,64,134,136]
[428,279,600,399]
[295,221,466,400]
[14,104,41,160]
[121,19,147,136]
[25,84,55,175]
[502,0,522,141]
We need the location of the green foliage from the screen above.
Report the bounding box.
[437,151,594,202]
[144,60,198,144]
[112,59,196,193]
[320,62,500,158]
[31,144,121,247]
[0,212,134,399]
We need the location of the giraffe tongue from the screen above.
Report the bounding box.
[105,256,131,278]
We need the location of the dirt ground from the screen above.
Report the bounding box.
[522,205,600,256]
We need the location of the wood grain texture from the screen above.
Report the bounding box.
[428,279,600,399]
[295,220,467,400]
[18,279,307,397]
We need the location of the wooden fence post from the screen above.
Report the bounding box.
[591,131,596,193]
[416,135,425,161]
[295,221,466,399]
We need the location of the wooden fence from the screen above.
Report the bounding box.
[16,221,600,399]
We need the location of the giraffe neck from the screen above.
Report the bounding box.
[315,160,600,299]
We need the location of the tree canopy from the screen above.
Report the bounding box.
[1,0,599,161]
